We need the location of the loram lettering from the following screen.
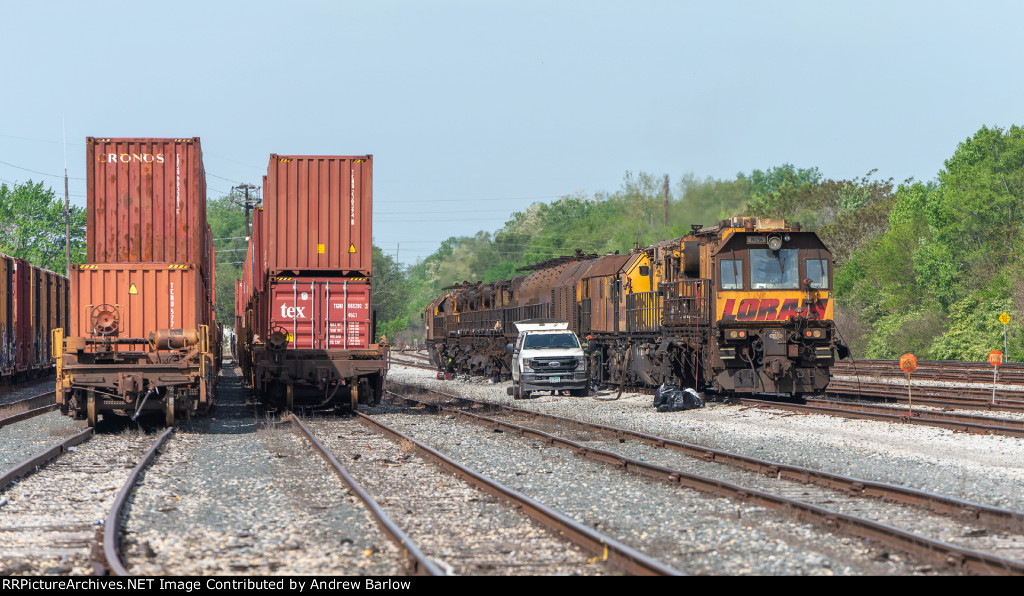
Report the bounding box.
[98,153,166,164]
[721,298,828,322]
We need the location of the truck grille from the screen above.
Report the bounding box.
[528,357,578,372]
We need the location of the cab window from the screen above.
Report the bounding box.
[719,259,744,290]
[750,249,799,289]
[806,259,829,289]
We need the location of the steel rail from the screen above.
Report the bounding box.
[103,427,174,576]
[807,396,1024,427]
[825,382,1024,413]
[0,405,60,428]
[387,388,1024,575]
[0,428,94,491]
[388,383,1024,547]
[354,409,682,576]
[827,379,1024,411]
[742,397,1024,439]
[287,414,444,576]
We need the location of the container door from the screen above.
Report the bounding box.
[269,280,317,349]
[321,280,371,349]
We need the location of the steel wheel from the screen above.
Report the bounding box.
[166,393,175,427]
[86,391,97,428]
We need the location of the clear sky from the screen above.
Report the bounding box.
[1,1,1021,266]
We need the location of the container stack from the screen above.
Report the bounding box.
[237,154,386,410]
[56,137,220,426]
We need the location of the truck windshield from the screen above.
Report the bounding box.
[523,332,580,349]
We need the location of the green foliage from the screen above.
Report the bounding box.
[830,125,1024,360]
[371,246,411,343]
[206,195,250,326]
[0,180,86,274]
[928,282,1019,361]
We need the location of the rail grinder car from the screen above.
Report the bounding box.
[1,253,68,384]
[425,216,848,398]
[236,155,388,411]
[55,137,220,426]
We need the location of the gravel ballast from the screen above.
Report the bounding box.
[385,365,1024,513]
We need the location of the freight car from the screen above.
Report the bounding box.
[55,137,220,426]
[236,155,388,411]
[1,253,68,384]
[424,216,849,398]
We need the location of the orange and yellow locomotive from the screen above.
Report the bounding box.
[425,216,847,397]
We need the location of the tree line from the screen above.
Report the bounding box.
[5,124,1019,360]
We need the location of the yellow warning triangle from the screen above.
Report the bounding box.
[349,244,357,253]
[128,283,138,295]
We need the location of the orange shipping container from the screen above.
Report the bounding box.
[263,155,372,276]
[86,137,209,273]
[70,264,210,349]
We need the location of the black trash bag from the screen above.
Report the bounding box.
[653,383,704,411]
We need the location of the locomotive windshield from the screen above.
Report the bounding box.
[523,332,580,349]
[750,248,799,289]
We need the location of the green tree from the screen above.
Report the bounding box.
[0,180,86,274]
[371,246,411,343]
[206,195,250,326]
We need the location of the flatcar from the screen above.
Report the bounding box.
[236,155,388,410]
[55,137,219,426]
[424,216,848,398]
[1,253,68,384]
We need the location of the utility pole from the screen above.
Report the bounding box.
[231,184,261,235]
[663,174,670,227]
[63,118,71,276]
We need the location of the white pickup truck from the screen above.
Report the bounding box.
[506,319,588,399]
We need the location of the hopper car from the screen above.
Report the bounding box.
[425,216,848,398]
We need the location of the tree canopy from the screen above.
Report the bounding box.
[0,180,85,274]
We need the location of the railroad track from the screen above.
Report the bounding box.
[294,414,673,575]
[829,360,1024,411]
[386,380,1024,575]
[0,422,159,575]
[739,397,1024,439]
[0,392,58,428]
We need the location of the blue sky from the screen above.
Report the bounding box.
[1,1,1021,265]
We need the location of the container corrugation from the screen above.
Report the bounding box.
[86,137,209,272]
[260,276,372,350]
[263,155,372,275]
[70,263,210,351]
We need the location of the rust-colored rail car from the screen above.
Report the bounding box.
[57,137,219,427]
[236,155,387,411]
[425,217,848,398]
[1,254,69,384]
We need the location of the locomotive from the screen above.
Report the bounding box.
[424,216,847,398]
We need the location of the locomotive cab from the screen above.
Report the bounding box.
[706,217,837,396]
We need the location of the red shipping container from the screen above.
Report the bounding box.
[263,155,372,276]
[86,137,209,272]
[265,277,371,350]
[70,264,211,350]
